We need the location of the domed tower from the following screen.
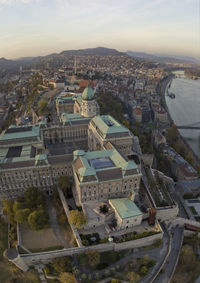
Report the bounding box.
[81,86,99,118]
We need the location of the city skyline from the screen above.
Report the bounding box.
[0,0,199,59]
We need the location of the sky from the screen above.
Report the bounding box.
[0,0,199,59]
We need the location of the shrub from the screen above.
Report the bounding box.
[96,262,109,270]
[139,265,148,275]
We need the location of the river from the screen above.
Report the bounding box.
[165,70,200,157]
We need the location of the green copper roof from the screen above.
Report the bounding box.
[61,113,87,124]
[82,86,94,101]
[91,115,130,137]
[0,125,40,141]
[109,198,142,219]
[73,148,140,180]
[35,154,49,166]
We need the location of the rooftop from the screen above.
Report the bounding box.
[73,148,140,182]
[0,125,40,142]
[109,198,142,219]
[91,115,130,137]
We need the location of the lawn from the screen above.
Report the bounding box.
[20,223,61,250]
[0,219,40,283]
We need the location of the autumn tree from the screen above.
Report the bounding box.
[38,99,48,115]
[52,256,72,273]
[128,271,141,283]
[166,123,179,145]
[59,272,75,283]
[69,210,87,228]
[15,208,30,223]
[2,199,14,215]
[85,250,100,267]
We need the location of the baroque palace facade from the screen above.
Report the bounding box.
[0,87,141,208]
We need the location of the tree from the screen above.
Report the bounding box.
[58,175,72,197]
[186,151,194,166]
[111,279,120,283]
[122,120,130,129]
[38,99,48,115]
[85,250,100,267]
[15,208,30,223]
[139,265,148,275]
[128,271,141,283]
[166,123,179,145]
[2,199,14,215]
[181,245,195,266]
[13,201,24,213]
[52,256,72,273]
[28,210,48,230]
[69,210,87,228]
[59,272,75,283]
[24,187,45,209]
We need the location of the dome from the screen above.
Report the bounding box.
[82,86,94,101]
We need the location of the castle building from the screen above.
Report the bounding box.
[0,86,141,206]
[72,143,141,206]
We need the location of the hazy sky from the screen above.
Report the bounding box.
[0,0,199,59]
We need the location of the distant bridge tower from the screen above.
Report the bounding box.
[74,56,77,75]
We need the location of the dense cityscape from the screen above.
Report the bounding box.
[0,46,199,283]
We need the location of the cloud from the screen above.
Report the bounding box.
[0,0,40,4]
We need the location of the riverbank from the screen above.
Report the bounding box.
[160,74,200,167]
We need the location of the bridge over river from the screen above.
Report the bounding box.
[177,121,200,130]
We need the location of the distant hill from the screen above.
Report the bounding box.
[0,57,20,71]
[126,50,200,65]
[0,47,125,71]
[60,47,124,56]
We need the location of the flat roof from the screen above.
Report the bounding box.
[0,125,40,141]
[91,115,130,136]
[109,198,142,219]
[89,157,115,170]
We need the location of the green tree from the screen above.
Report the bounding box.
[139,265,148,275]
[69,210,87,228]
[15,208,30,223]
[128,271,141,283]
[24,187,45,209]
[52,256,72,273]
[59,272,75,283]
[28,210,48,230]
[58,175,72,197]
[85,250,100,267]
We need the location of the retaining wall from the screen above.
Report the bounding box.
[9,232,163,271]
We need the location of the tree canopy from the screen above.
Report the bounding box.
[69,210,87,228]
[59,272,75,283]
[15,208,30,223]
[58,175,72,197]
[24,187,45,209]
[28,210,48,230]
[85,250,100,267]
[52,256,72,273]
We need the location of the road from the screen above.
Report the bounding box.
[154,227,184,283]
